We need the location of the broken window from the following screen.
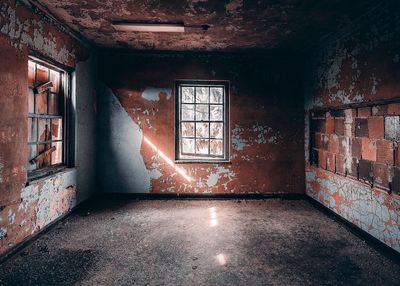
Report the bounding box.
[176,81,229,161]
[27,58,67,178]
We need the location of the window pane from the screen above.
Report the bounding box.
[182,138,195,154]
[210,87,223,103]
[196,87,209,103]
[181,87,194,103]
[38,119,51,142]
[210,105,223,121]
[36,64,49,86]
[51,141,63,165]
[196,139,209,154]
[181,122,194,137]
[28,61,35,87]
[50,70,60,93]
[210,123,223,139]
[37,143,51,168]
[51,119,62,141]
[27,145,37,171]
[36,92,47,114]
[210,139,223,156]
[182,104,194,121]
[28,118,37,142]
[196,122,209,138]
[28,88,35,113]
[195,104,209,121]
[48,93,60,115]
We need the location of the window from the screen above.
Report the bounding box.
[175,80,229,162]
[27,57,68,178]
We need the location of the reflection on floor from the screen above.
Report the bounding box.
[0,199,399,285]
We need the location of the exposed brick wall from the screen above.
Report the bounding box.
[305,1,400,253]
[310,103,400,193]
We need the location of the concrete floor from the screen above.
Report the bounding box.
[0,199,399,286]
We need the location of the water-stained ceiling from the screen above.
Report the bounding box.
[32,0,377,52]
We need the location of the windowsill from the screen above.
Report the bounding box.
[26,165,72,185]
[175,160,231,164]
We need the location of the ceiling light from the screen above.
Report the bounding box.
[112,21,185,33]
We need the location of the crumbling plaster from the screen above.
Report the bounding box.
[304,1,400,253]
[97,53,305,194]
[0,0,95,255]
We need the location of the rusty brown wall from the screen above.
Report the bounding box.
[305,1,400,252]
[97,52,305,194]
[0,0,95,255]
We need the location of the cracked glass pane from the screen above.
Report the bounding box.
[182,104,195,120]
[36,92,47,114]
[28,118,37,143]
[38,119,51,142]
[36,64,49,86]
[182,138,195,154]
[196,87,209,103]
[28,61,35,87]
[210,105,223,121]
[196,139,209,154]
[181,87,194,103]
[28,88,34,113]
[210,123,223,139]
[196,104,209,121]
[210,139,223,156]
[196,122,209,138]
[181,122,194,137]
[52,141,63,165]
[210,87,223,103]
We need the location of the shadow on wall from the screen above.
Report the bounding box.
[96,83,151,193]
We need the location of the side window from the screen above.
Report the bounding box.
[27,57,68,179]
[175,80,229,162]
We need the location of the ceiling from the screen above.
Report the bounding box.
[33,0,377,52]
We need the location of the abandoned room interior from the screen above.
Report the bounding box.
[0,0,400,285]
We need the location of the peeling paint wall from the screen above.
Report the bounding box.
[97,52,305,194]
[305,1,400,253]
[0,0,95,255]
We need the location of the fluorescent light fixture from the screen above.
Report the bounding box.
[112,21,185,33]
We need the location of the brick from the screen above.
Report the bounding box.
[351,137,362,158]
[326,152,335,172]
[391,166,400,194]
[368,116,384,139]
[347,157,358,179]
[373,163,390,190]
[359,159,373,184]
[318,150,327,169]
[355,118,369,137]
[315,133,324,150]
[338,136,349,155]
[387,103,400,115]
[336,154,346,176]
[384,116,400,141]
[361,138,377,161]
[334,118,345,136]
[328,134,339,154]
[325,117,335,134]
[311,119,326,133]
[376,139,394,165]
[372,105,388,116]
[357,107,371,118]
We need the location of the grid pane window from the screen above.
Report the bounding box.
[176,81,229,161]
[27,58,65,174]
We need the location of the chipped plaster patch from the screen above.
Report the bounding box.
[0,2,75,65]
[231,124,248,150]
[141,87,172,101]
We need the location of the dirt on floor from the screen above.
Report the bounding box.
[0,199,399,286]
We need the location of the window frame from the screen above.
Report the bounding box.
[175,80,230,163]
[27,54,72,181]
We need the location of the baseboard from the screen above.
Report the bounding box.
[96,192,306,200]
[305,195,400,264]
[0,198,90,264]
